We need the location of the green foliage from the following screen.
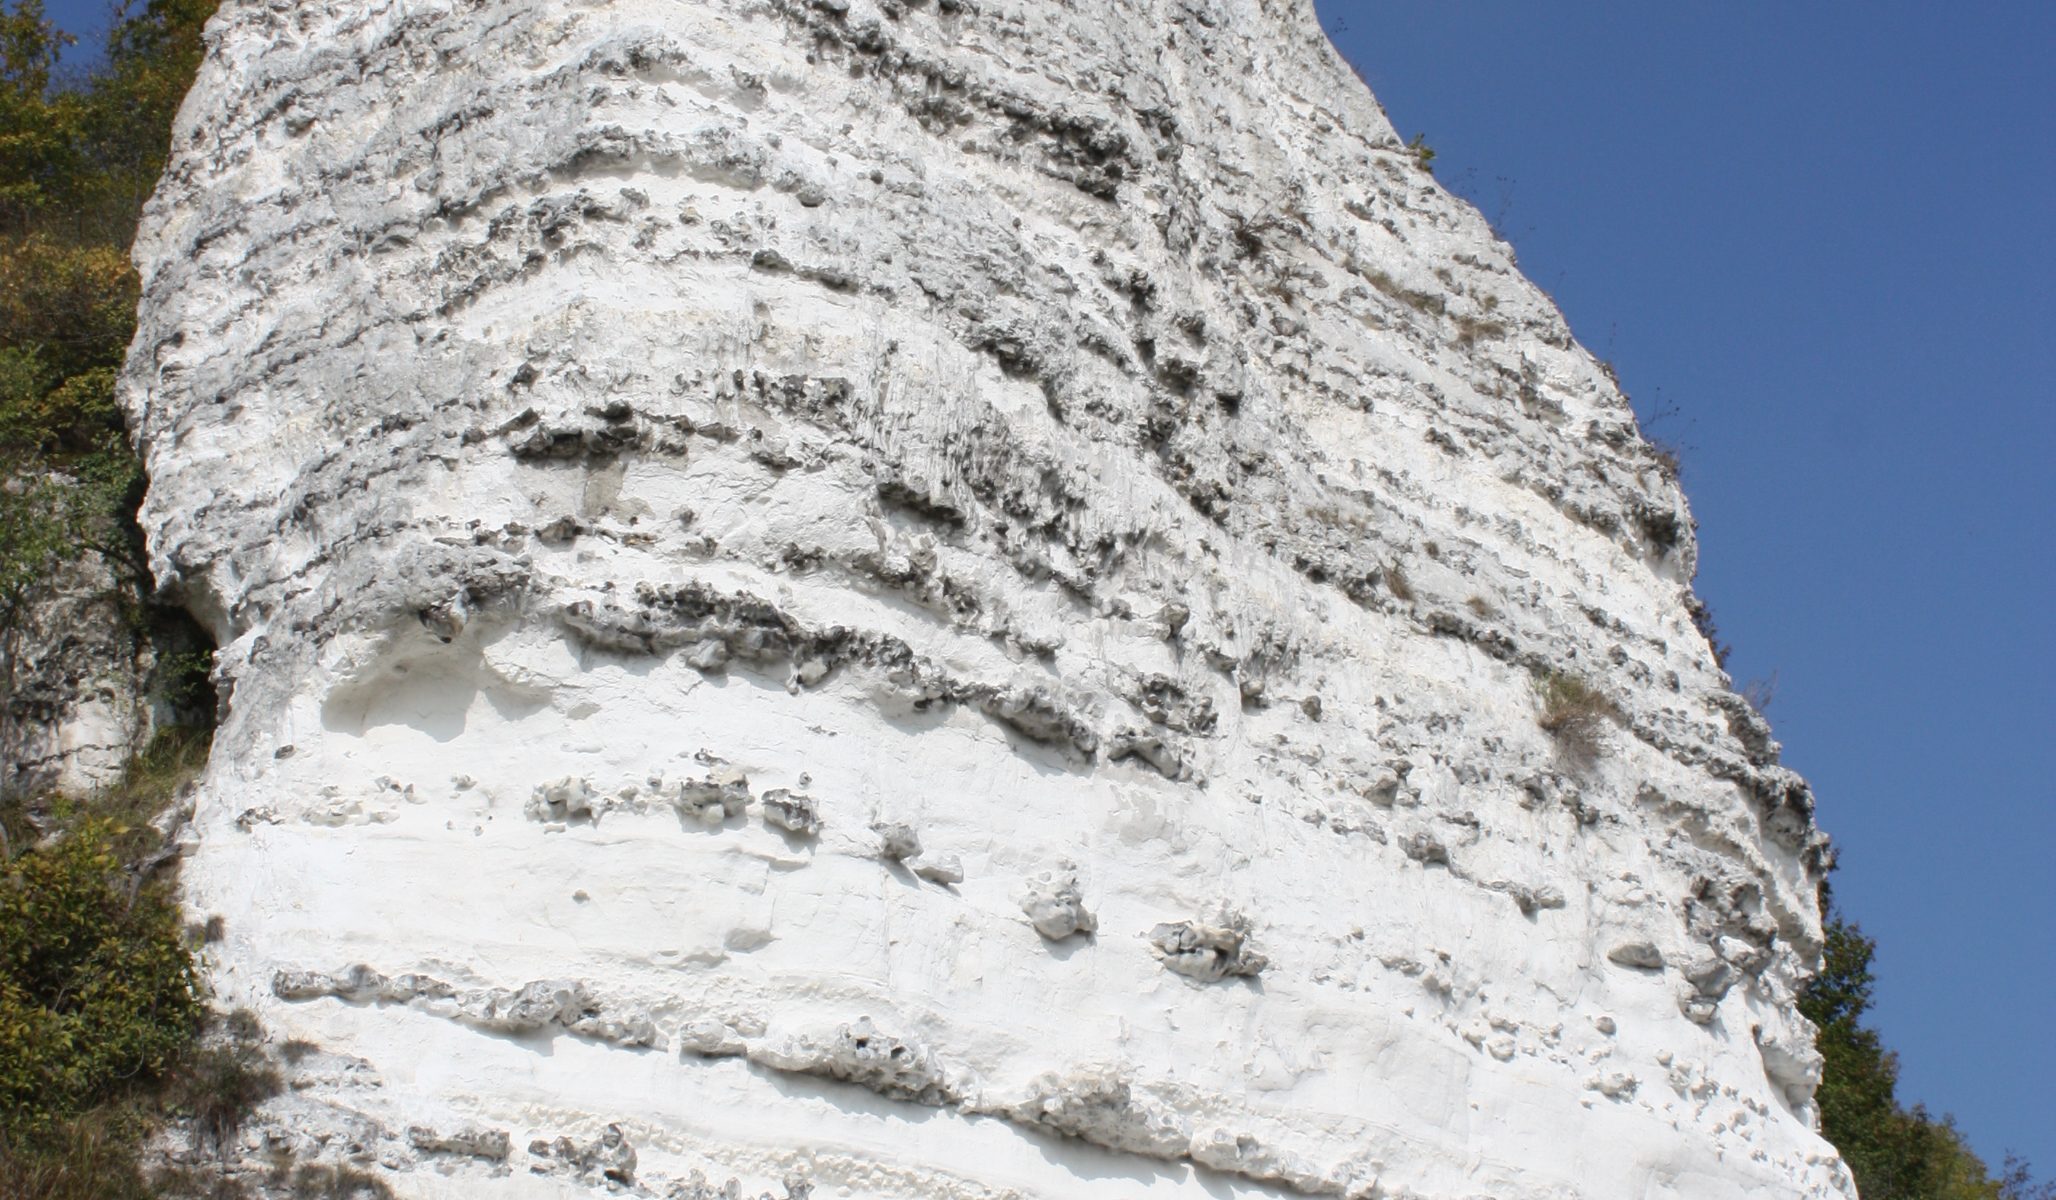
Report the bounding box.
[0,729,230,1190]
[0,819,203,1139]
[155,651,214,716]
[0,235,142,626]
[84,725,209,865]
[2004,1157,2056,1200]
[0,6,226,1191]
[1406,131,1436,172]
[1,0,212,243]
[0,0,212,645]
[1802,904,2048,1199]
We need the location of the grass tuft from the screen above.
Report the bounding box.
[1383,562,1415,603]
[1534,670,1620,764]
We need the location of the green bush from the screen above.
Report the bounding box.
[1,0,214,642]
[0,819,202,1139]
[1406,131,1436,173]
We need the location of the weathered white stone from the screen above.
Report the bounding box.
[674,768,752,826]
[912,851,963,886]
[1150,913,1269,982]
[1020,866,1098,941]
[407,1125,512,1162]
[0,509,207,798]
[759,788,822,837]
[120,0,1851,1195]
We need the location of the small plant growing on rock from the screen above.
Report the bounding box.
[266,1163,394,1200]
[1453,314,1507,347]
[1534,670,1620,763]
[1740,673,1778,716]
[1383,562,1415,603]
[167,1039,280,1153]
[0,820,203,1138]
[1406,132,1437,173]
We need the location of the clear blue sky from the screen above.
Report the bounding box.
[39,0,2056,1175]
[39,0,114,75]
[1313,0,2055,1174]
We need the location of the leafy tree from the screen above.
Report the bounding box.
[1802,897,2046,1199]
[0,0,213,765]
[0,3,223,1191]
[0,0,78,236]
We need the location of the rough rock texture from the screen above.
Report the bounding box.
[0,479,212,801]
[3,550,135,795]
[122,0,1851,1196]
[1,542,161,796]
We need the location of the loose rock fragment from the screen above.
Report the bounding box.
[678,1018,747,1058]
[1400,831,1449,865]
[1108,729,1184,779]
[1608,941,1665,970]
[761,788,822,836]
[526,776,596,823]
[528,1122,637,1185]
[1492,880,1567,915]
[913,852,963,885]
[1021,868,1097,940]
[871,820,922,863]
[1009,1066,1188,1157]
[674,768,751,825]
[409,1126,512,1162]
[1150,913,1267,981]
[762,1017,956,1105]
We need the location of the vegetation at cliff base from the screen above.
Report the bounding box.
[0,817,202,1130]
[0,3,239,1195]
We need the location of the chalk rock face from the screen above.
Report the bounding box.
[124,0,1851,1196]
[0,526,207,798]
[1,546,143,795]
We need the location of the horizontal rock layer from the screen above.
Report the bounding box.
[123,0,1850,1196]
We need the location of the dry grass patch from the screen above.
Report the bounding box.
[1534,670,1620,764]
[1383,562,1415,603]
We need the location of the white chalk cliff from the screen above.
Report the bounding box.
[122,0,1853,1196]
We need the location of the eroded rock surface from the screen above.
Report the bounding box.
[123,0,1850,1195]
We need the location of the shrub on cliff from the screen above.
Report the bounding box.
[0,819,202,1139]
[1533,668,1619,763]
